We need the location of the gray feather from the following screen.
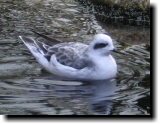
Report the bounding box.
[20,35,90,69]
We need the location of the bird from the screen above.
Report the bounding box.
[19,33,117,81]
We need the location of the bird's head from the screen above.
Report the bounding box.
[88,34,115,57]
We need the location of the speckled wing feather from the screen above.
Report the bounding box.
[32,31,90,69]
[39,42,89,69]
[19,35,90,69]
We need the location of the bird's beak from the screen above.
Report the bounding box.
[112,48,126,55]
[112,48,118,53]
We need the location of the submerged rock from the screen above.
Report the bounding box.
[0,63,40,78]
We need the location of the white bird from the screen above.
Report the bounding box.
[19,33,117,81]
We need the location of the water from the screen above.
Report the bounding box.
[0,0,150,115]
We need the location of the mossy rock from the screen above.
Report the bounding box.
[89,0,149,10]
[77,0,150,27]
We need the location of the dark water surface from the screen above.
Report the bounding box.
[0,0,150,115]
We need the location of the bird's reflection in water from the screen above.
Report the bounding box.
[87,79,118,115]
[43,78,118,115]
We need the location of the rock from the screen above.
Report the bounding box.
[0,63,38,78]
[0,56,28,63]
[55,18,71,23]
[64,8,79,13]
[89,0,149,10]
[78,0,150,26]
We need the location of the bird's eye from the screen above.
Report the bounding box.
[94,43,108,49]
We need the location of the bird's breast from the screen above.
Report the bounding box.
[93,55,117,79]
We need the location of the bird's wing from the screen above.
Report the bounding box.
[45,43,89,69]
[19,35,89,69]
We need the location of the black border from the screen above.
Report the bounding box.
[150,5,155,119]
[5,6,154,120]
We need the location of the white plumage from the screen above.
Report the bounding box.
[19,33,117,80]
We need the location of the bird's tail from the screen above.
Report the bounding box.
[19,36,49,69]
[19,36,45,56]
